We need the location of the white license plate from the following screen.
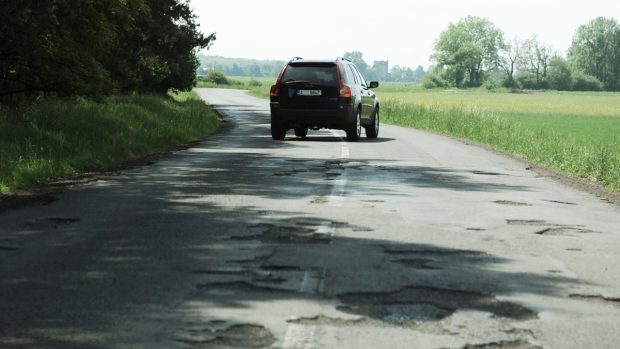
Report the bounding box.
[297,89,322,96]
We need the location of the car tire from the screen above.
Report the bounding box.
[294,127,308,138]
[365,106,379,139]
[271,122,286,140]
[346,108,362,142]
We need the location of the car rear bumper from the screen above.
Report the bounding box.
[270,103,355,129]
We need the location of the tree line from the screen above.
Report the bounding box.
[342,51,426,82]
[197,55,286,78]
[0,0,214,103]
[425,16,620,91]
[200,53,427,83]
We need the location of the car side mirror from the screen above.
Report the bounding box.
[369,81,379,88]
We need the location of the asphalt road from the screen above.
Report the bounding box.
[1,88,619,349]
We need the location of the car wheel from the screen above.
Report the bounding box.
[271,122,286,140]
[346,108,361,142]
[294,127,308,138]
[365,106,379,139]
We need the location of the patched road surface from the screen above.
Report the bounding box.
[1,88,619,349]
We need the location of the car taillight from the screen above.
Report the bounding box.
[340,85,352,98]
[270,63,288,98]
[336,63,351,98]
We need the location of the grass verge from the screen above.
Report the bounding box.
[382,99,620,191]
[0,91,219,194]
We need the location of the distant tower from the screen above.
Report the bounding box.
[373,60,389,80]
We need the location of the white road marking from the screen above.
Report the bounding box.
[281,323,319,349]
[282,132,346,348]
[327,130,349,207]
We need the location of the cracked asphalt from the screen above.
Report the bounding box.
[0,88,619,349]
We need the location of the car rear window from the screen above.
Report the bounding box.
[282,64,338,86]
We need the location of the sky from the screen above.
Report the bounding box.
[189,0,619,69]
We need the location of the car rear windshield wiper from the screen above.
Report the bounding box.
[283,80,312,85]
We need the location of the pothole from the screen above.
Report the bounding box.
[191,268,249,276]
[287,315,366,326]
[337,286,537,325]
[392,258,441,270]
[225,234,263,241]
[194,281,293,294]
[493,200,531,206]
[461,340,543,349]
[324,172,342,177]
[260,265,301,271]
[384,247,489,258]
[252,277,287,284]
[472,171,505,176]
[506,220,548,226]
[545,200,577,205]
[179,324,276,349]
[506,220,596,236]
[533,227,599,236]
[569,294,620,306]
[47,217,80,224]
[248,223,332,244]
[24,217,81,228]
[311,196,329,204]
[325,160,368,170]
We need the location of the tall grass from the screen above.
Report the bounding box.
[382,99,620,191]
[0,92,219,194]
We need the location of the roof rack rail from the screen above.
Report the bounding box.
[337,57,351,62]
[292,56,303,61]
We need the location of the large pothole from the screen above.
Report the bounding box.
[179,324,276,349]
[337,286,537,326]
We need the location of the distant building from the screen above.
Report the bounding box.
[373,60,389,80]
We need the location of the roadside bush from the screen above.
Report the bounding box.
[482,79,499,91]
[422,67,449,89]
[205,71,229,85]
[515,73,549,90]
[572,72,603,91]
[501,77,520,89]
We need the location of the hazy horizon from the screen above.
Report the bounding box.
[190,1,619,70]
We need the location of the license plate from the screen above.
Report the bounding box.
[297,89,322,96]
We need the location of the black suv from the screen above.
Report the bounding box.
[269,57,380,141]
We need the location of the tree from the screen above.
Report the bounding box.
[568,17,620,91]
[432,16,506,87]
[518,36,552,87]
[412,65,427,82]
[500,38,522,88]
[547,56,573,90]
[343,51,369,75]
[0,0,215,101]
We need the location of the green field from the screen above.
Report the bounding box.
[212,78,620,191]
[378,87,620,191]
[196,75,273,99]
[0,92,219,194]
